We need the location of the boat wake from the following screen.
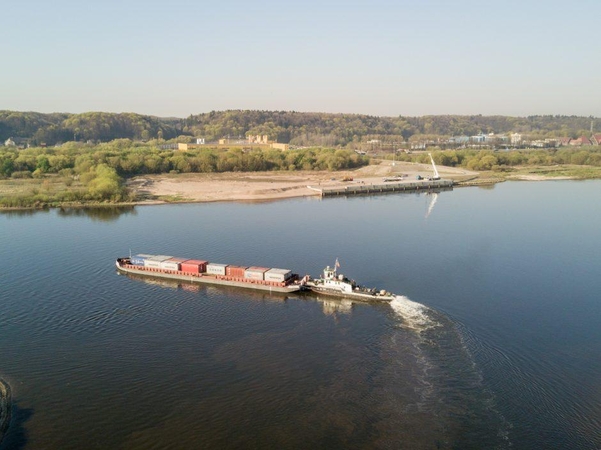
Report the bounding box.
[389,295,439,333]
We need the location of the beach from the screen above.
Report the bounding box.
[0,379,9,446]
[128,161,478,204]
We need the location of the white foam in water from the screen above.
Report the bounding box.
[390,295,438,332]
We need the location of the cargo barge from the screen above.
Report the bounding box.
[116,254,303,293]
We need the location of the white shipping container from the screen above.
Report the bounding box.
[206,263,227,276]
[265,268,292,282]
[144,260,162,268]
[264,273,285,282]
[144,255,174,269]
[151,255,174,262]
[160,261,180,271]
[146,255,173,262]
[244,269,266,280]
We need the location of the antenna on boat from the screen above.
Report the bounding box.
[129,248,132,258]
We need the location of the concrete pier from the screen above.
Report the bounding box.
[312,179,454,197]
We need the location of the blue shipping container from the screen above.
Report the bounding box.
[131,254,153,266]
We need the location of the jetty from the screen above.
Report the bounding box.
[310,179,454,197]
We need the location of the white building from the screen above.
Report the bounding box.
[471,134,486,143]
[510,133,522,145]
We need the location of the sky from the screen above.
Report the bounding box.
[2,0,600,118]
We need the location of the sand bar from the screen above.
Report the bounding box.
[129,161,478,204]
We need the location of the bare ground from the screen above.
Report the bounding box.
[128,161,478,204]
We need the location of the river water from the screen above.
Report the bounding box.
[1,180,600,449]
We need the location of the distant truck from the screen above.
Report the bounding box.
[383,176,403,182]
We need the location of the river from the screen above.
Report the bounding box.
[0,180,600,449]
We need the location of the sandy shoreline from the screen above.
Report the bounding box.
[0,162,585,212]
[128,161,479,205]
[0,379,10,445]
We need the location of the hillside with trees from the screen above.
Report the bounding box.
[1,110,598,147]
[0,111,180,145]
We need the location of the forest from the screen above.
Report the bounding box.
[0,143,369,207]
[1,110,598,147]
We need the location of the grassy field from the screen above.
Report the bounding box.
[495,165,601,180]
[0,176,89,208]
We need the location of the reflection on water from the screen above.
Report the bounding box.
[117,271,293,303]
[321,298,353,315]
[424,192,438,219]
[57,205,136,221]
[0,208,50,218]
[120,271,358,314]
[0,205,136,221]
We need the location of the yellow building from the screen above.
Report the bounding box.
[270,143,289,151]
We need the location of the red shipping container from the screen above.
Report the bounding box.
[226,265,247,278]
[181,259,208,273]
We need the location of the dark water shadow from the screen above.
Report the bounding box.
[0,209,50,218]
[1,206,136,222]
[57,206,136,222]
[0,401,33,450]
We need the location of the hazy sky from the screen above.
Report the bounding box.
[3,0,600,117]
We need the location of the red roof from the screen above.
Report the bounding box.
[569,136,592,146]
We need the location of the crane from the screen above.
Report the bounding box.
[428,153,440,180]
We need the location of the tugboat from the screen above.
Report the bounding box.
[306,260,397,303]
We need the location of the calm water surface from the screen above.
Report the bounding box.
[1,180,600,449]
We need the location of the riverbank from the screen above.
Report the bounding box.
[1,162,600,210]
[0,379,10,446]
[127,161,476,204]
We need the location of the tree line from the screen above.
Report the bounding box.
[0,111,180,146]
[2,110,598,147]
[0,142,367,177]
[2,141,600,208]
[0,143,368,207]
[394,147,601,171]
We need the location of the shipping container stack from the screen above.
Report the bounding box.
[226,265,247,278]
[180,260,208,274]
[126,254,294,286]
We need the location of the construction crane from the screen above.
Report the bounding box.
[428,153,441,180]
